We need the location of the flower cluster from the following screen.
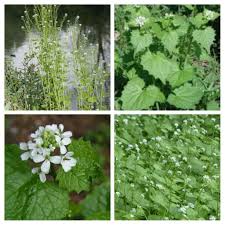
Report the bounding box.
[135,16,146,27]
[19,124,77,183]
[204,9,215,20]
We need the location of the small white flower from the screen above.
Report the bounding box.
[20,142,31,160]
[116,192,120,197]
[188,165,192,169]
[32,167,47,183]
[156,184,164,190]
[203,175,211,182]
[209,215,216,220]
[188,203,195,209]
[179,206,187,214]
[202,165,207,169]
[135,16,146,27]
[183,157,187,162]
[61,152,77,172]
[123,119,128,125]
[155,136,162,141]
[175,123,179,127]
[165,13,174,19]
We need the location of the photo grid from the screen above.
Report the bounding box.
[0,0,224,224]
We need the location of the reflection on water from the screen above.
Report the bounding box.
[5,5,110,110]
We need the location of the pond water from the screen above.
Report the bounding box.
[5,5,110,110]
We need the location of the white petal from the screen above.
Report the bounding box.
[51,124,59,133]
[20,142,28,150]
[35,137,43,145]
[31,149,38,157]
[62,137,71,145]
[31,133,37,138]
[55,135,61,143]
[39,172,46,183]
[62,131,72,138]
[59,124,64,132]
[60,145,67,154]
[33,154,45,163]
[38,126,44,132]
[32,167,39,174]
[61,160,72,172]
[70,158,77,167]
[50,156,61,164]
[28,141,36,150]
[21,151,30,160]
[66,151,74,157]
[41,160,50,174]
[42,148,51,157]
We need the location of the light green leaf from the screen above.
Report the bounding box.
[190,13,206,28]
[126,68,138,80]
[56,139,101,193]
[80,182,110,220]
[207,100,219,110]
[173,15,187,27]
[161,31,179,53]
[121,77,165,110]
[167,67,195,88]
[130,30,152,55]
[5,144,69,220]
[167,83,204,109]
[141,52,179,84]
[192,27,215,53]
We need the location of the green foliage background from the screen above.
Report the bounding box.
[115,115,220,220]
[115,5,220,110]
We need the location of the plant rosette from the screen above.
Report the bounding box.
[20,124,76,182]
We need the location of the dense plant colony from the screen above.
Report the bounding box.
[5,124,110,220]
[115,5,220,110]
[115,115,220,220]
[5,5,109,110]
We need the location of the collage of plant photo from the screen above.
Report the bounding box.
[2,2,222,223]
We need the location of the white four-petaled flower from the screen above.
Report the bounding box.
[19,124,76,183]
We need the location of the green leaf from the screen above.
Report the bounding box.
[167,67,195,88]
[167,83,204,109]
[56,139,101,193]
[173,15,187,27]
[5,144,69,220]
[207,101,219,110]
[141,52,179,84]
[130,30,152,55]
[121,77,165,110]
[161,31,179,53]
[192,27,215,53]
[80,182,110,220]
[126,68,138,80]
[190,13,206,28]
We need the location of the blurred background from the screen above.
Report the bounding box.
[5,115,110,176]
